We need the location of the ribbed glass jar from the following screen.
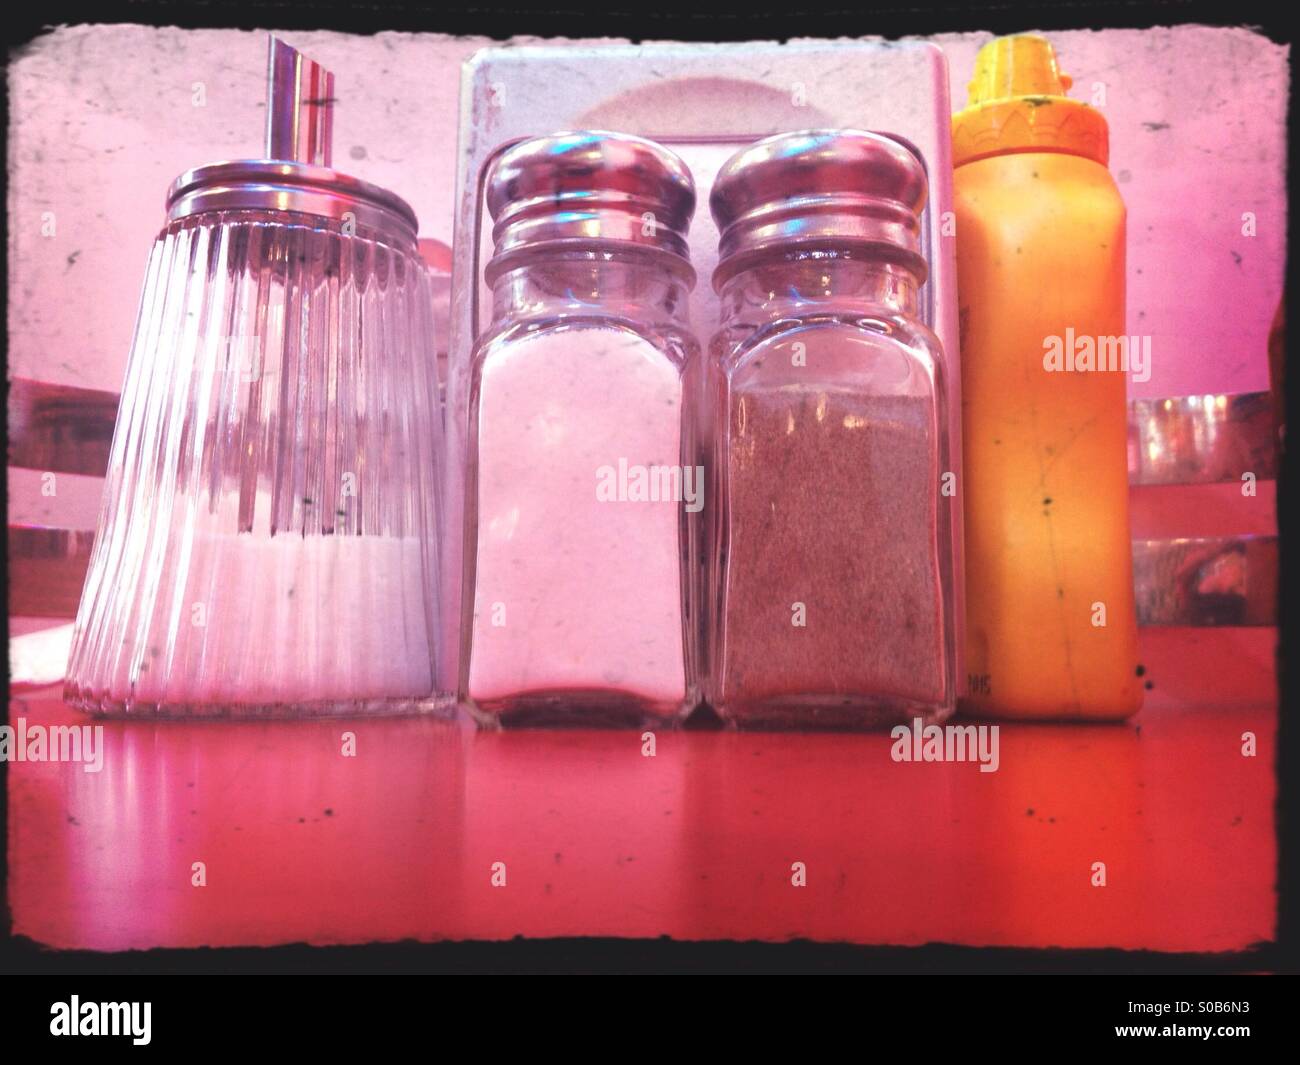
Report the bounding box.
[65,208,447,717]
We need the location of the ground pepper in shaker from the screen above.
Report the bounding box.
[462,131,702,727]
[706,129,956,729]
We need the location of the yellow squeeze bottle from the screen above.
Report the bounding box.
[953,34,1142,719]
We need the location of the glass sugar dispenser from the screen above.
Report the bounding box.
[65,37,449,717]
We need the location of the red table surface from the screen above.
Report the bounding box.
[2,629,1279,951]
[7,632,1276,954]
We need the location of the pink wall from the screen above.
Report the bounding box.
[938,27,1287,400]
[6,24,1289,536]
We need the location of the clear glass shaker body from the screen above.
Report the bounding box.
[463,247,701,726]
[66,208,447,717]
[708,252,956,728]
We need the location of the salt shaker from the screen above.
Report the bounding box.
[706,130,956,729]
[65,38,448,717]
[462,131,701,727]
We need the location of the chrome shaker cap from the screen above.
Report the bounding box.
[164,36,419,249]
[484,131,696,277]
[710,129,928,288]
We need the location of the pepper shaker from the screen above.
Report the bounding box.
[706,129,956,729]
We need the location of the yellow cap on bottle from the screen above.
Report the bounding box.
[952,34,1109,168]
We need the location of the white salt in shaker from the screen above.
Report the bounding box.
[65,37,449,717]
[461,131,703,727]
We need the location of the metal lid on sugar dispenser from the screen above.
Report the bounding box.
[164,36,419,248]
[484,131,696,278]
[710,129,929,288]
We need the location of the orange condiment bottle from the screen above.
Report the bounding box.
[953,34,1142,719]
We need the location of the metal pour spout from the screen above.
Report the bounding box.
[264,35,335,166]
